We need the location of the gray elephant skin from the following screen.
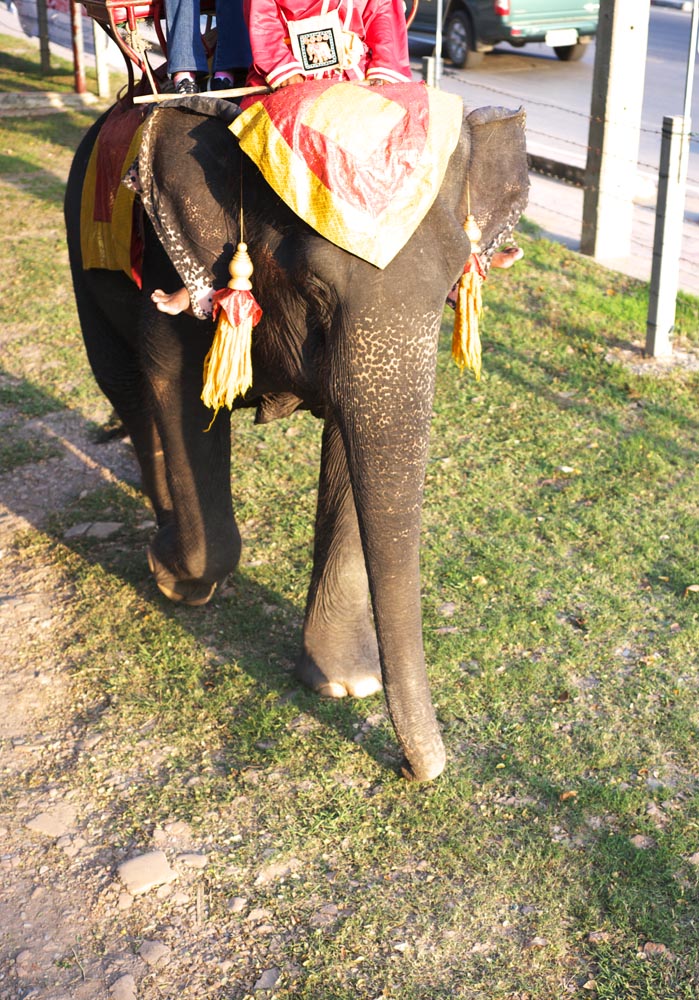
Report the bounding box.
[64,95,528,781]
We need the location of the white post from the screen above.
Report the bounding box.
[581,0,651,259]
[92,21,110,99]
[683,0,699,123]
[434,0,443,87]
[422,56,436,87]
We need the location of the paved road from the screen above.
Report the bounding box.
[408,3,699,297]
[410,4,698,181]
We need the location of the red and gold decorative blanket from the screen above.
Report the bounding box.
[80,100,148,286]
[231,80,463,269]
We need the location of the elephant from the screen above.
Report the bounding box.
[64,87,529,781]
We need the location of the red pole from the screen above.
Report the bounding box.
[70,0,86,94]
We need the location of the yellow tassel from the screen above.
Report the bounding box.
[451,213,485,380]
[201,241,263,427]
[451,259,484,380]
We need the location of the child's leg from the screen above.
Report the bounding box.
[213,0,252,78]
[166,0,209,77]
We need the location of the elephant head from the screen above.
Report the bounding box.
[64,88,528,780]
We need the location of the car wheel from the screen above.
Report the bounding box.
[554,41,589,62]
[444,12,483,69]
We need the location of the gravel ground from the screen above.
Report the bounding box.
[0,414,300,1000]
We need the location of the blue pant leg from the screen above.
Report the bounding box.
[213,0,252,71]
[165,0,209,75]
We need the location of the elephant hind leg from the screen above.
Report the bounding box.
[297,418,382,699]
[78,271,174,526]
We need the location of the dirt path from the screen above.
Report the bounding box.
[0,415,282,1000]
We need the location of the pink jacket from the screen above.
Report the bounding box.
[244,0,412,88]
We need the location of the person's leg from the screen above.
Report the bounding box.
[211,0,251,80]
[165,0,209,77]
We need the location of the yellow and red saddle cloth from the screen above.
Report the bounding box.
[80,81,463,283]
[79,100,148,286]
[232,80,463,269]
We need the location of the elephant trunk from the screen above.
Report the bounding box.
[330,303,446,781]
[371,569,447,781]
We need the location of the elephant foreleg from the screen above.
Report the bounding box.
[297,416,382,698]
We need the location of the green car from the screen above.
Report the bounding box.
[408,0,600,69]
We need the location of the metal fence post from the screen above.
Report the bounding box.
[70,0,86,93]
[645,116,691,357]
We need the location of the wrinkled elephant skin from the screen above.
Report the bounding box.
[64,96,528,781]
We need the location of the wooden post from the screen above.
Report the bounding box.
[36,0,51,74]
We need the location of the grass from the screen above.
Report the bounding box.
[1,31,699,1000]
[0,25,126,96]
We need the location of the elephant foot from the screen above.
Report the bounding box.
[296,632,382,699]
[318,676,382,699]
[147,546,217,607]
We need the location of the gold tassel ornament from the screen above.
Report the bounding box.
[201,240,263,425]
[451,213,486,381]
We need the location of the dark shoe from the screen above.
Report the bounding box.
[174,76,199,95]
[209,75,234,92]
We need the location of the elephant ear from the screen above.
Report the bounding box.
[135,102,244,318]
[463,106,529,262]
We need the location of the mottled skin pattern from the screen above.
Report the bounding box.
[64,98,528,781]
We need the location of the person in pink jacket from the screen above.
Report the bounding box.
[243,0,413,89]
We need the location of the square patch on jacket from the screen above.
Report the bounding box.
[297,27,340,71]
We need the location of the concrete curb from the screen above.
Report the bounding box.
[528,153,584,188]
[651,0,693,9]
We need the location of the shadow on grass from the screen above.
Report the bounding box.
[0,48,74,90]
[0,36,113,207]
[475,285,699,467]
[0,365,394,775]
[0,109,104,205]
